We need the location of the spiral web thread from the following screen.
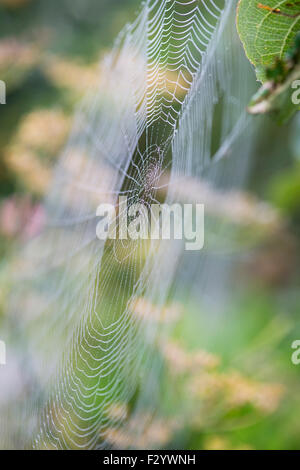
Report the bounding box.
[1,0,256,449]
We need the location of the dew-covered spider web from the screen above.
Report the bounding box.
[0,0,262,449]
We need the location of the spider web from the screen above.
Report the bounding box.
[1,0,257,449]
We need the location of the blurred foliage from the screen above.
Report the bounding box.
[237,2,300,121]
[0,0,140,199]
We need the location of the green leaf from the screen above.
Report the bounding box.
[237,0,300,82]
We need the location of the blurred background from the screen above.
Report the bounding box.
[0,0,300,450]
